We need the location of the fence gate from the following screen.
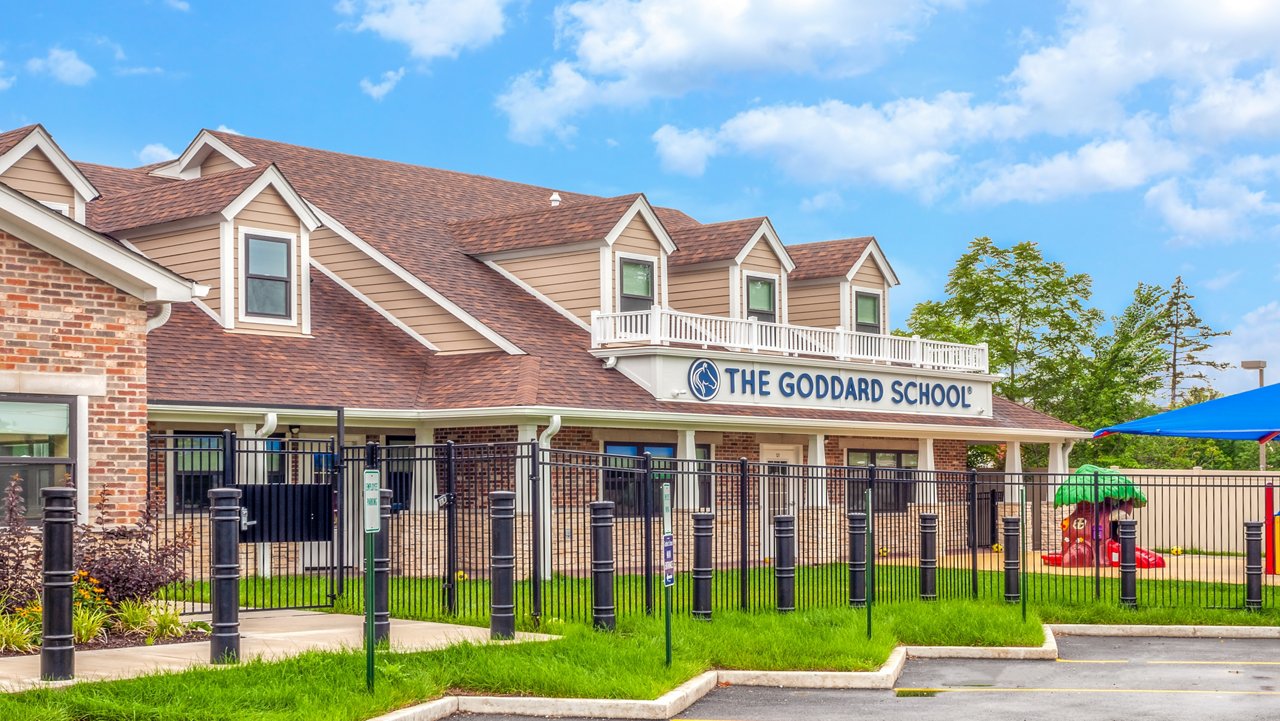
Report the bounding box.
[148,432,344,614]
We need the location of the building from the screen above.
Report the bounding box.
[0,123,1087,532]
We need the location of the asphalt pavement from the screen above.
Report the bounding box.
[454,634,1280,721]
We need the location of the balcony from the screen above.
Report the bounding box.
[590,306,989,374]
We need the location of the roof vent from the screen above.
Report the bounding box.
[549,192,561,208]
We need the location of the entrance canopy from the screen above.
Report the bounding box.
[1094,383,1280,443]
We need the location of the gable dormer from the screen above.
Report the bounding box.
[149,129,254,180]
[787,237,899,335]
[667,217,794,323]
[0,125,100,224]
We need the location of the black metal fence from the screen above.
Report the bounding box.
[148,437,1278,620]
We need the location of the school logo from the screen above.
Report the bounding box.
[687,359,721,402]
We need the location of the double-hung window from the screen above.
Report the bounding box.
[245,235,291,319]
[0,395,74,522]
[846,449,918,512]
[855,292,881,335]
[746,277,776,323]
[618,258,655,312]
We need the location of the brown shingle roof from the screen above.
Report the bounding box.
[0,125,37,156]
[449,193,642,255]
[787,237,874,281]
[89,165,265,233]
[76,161,176,199]
[668,217,765,266]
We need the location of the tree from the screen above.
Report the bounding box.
[1162,276,1230,407]
[904,237,1102,406]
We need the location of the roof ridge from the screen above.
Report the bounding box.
[445,192,642,228]
[789,235,875,249]
[92,163,265,204]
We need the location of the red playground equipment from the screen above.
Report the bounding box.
[1041,465,1166,569]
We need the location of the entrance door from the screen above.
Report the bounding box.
[759,444,803,559]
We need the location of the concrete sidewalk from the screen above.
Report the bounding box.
[0,610,552,693]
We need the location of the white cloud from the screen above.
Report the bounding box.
[799,190,845,213]
[215,124,242,135]
[347,0,512,61]
[1203,270,1243,291]
[164,0,191,10]
[652,125,718,176]
[500,0,962,143]
[1145,175,1280,245]
[0,62,13,91]
[1205,301,1280,395]
[117,66,164,76]
[1173,70,1280,139]
[359,67,406,100]
[136,143,177,164]
[26,48,96,86]
[92,36,126,61]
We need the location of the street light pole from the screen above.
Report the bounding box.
[1243,360,1267,471]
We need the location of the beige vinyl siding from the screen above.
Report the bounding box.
[309,227,497,353]
[739,237,783,275]
[200,151,241,177]
[668,265,730,316]
[612,215,665,309]
[495,248,600,324]
[787,280,841,328]
[0,148,75,211]
[130,223,223,314]
[233,186,306,335]
[851,256,888,331]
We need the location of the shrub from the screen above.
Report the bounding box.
[0,475,40,610]
[0,612,38,653]
[74,487,189,604]
[72,606,110,645]
[113,600,154,636]
[149,605,187,642]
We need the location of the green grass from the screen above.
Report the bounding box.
[0,603,1033,721]
[1152,546,1246,558]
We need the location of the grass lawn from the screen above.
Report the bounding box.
[0,601,1038,721]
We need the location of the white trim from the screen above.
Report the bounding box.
[733,219,795,273]
[75,394,89,523]
[73,194,85,225]
[838,280,851,330]
[847,240,900,287]
[237,225,299,326]
[151,130,255,179]
[603,196,678,254]
[191,297,222,324]
[300,227,312,335]
[728,266,741,318]
[742,269,781,322]
[221,166,320,232]
[483,259,591,332]
[615,250,660,313]
[305,202,525,355]
[472,239,604,263]
[312,259,440,350]
[852,286,885,334]
[0,126,100,201]
[219,220,234,328]
[38,201,69,217]
[0,184,206,302]
[658,251,670,307]
[599,246,613,314]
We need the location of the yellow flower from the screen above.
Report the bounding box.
[89,577,100,585]
[991,543,1004,553]
[455,570,468,581]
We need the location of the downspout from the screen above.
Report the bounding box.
[145,302,173,333]
[535,415,561,581]
[538,414,562,447]
[252,412,279,438]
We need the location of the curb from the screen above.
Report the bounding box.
[718,647,908,689]
[1049,623,1280,639]
[905,625,1058,660]
[454,671,718,720]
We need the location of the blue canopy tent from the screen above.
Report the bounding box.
[1094,383,1280,443]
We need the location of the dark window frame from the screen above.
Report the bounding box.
[854,291,881,335]
[170,431,223,514]
[244,234,292,320]
[618,257,656,313]
[845,448,919,512]
[746,275,777,323]
[0,393,76,523]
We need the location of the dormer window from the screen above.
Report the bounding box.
[746,275,777,323]
[245,234,291,319]
[855,291,881,334]
[618,257,655,312]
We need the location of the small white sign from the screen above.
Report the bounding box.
[661,482,672,535]
[363,469,381,533]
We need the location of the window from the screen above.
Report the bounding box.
[618,258,655,312]
[603,442,713,515]
[846,449,918,512]
[855,292,881,334]
[245,235,291,319]
[694,444,714,509]
[172,434,222,512]
[0,396,73,521]
[747,277,776,323]
[385,435,416,513]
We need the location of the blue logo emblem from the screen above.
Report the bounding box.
[688,359,720,402]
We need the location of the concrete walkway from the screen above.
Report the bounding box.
[0,610,552,693]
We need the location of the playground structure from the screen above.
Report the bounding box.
[1042,465,1166,569]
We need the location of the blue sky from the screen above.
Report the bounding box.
[3,1,1280,394]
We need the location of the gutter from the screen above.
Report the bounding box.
[145,302,172,333]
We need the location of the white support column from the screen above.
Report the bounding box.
[1005,440,1022,507]
[676,429,697,509]
[237,422,271,578]
[413,422,435,513]
[916,437,937,503]
[1047,441,1066,483]
[515,423,537,512]
[807,434,829,507]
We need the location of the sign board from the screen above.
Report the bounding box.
[362,469,381,533]
[662,533,675,587]
[661,482,673,535]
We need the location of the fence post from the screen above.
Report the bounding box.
[848,511,867,606]
[919,512,938,601]
[641,452,655,616]
[209,487,242,664]
[1003,516,1021,603]
[590,500,616,631]
[529,441,543,626]
[1118,518,1137,608]
[867,466,876,605]
[692,512,714,620]
[738,457,749,611]
[374,488,392,643]
[1092,470,1102,600]
[1245,521,1264,612]
[444,440,458,616]
[967,469,979,599]
[774,515,795,613]
[40,486,75,681]
[490,490,516,639]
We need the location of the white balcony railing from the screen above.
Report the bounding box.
[590,306,989,374]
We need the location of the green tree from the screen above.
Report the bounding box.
[1162,276,1230,407]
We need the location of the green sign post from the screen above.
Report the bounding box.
[661,482,674,667]
[362,468,380,692]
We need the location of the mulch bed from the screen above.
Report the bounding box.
[0,631,207,658]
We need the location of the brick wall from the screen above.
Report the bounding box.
[1,230,149,524]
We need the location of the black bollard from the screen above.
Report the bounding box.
[374,488,392,644]
[774,515,796,613]
[919,513,938,601]
[1245,521,1263,612]
[489,491,516,639]
[848,511,867,607]
[692,512,714,621]
[209,487,242,664]
[1118,519,1137,608]
[40,487,75,681]
[590,501,617,631]
[1003,516,1022,603]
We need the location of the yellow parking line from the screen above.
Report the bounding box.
[895,687,1280,696]
[1146,660,1280,666]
